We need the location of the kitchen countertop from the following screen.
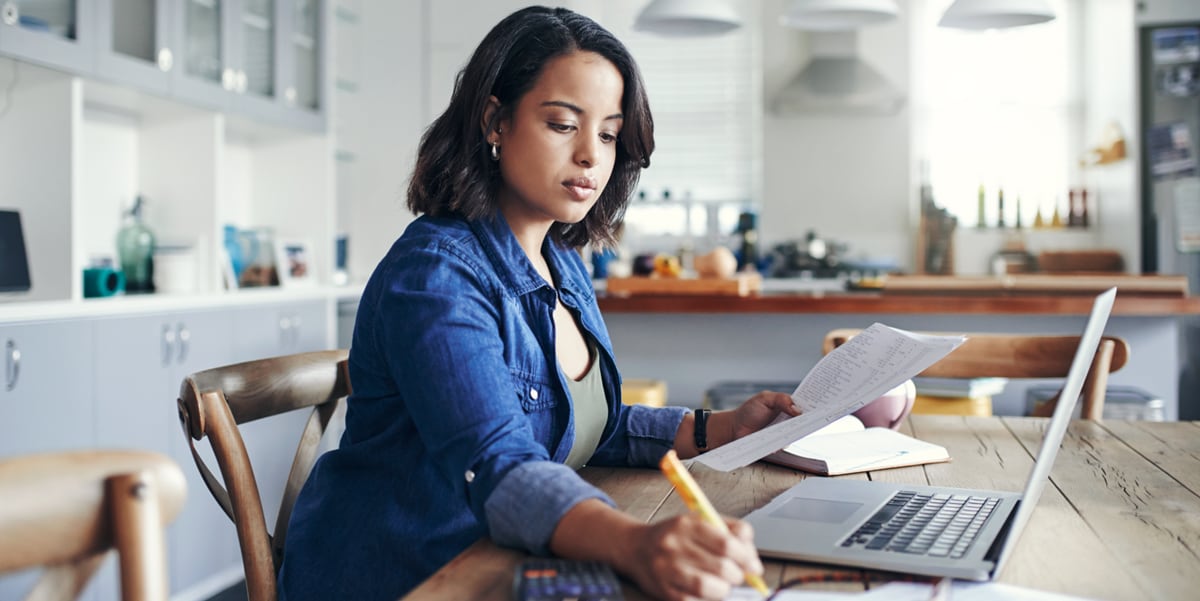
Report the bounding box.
[596,290,1200,316]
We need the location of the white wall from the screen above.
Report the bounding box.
[1083,0,1140,273]
[334,1,430,283]
[759,0,914,269]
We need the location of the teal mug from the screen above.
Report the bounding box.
[83,267,125,298]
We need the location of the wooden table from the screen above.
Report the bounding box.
[404,415,1200,600]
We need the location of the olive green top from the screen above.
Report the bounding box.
[562,346,608,470]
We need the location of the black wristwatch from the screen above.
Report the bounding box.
[694,408,711,451]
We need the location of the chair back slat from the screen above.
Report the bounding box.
[175,349,350,601]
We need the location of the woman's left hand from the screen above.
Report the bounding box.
[730,391,801,440]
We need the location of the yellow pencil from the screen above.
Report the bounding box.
[659,449,771,596]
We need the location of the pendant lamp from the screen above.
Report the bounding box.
[780,0,899,31]
[633,0,742,37]
[938,0,1056,30]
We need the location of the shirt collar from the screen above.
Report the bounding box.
[469,213,590,301]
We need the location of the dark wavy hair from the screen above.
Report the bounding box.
[406,6,654,249]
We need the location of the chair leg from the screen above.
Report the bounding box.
[1080,340,1115,421]
[25,553,105,601]
[108,471,169,601]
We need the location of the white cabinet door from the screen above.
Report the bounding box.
[0,320,95,457]
[0,319,96,601]
[90,310,240,601]
[231,300,331,528]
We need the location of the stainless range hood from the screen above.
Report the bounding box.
[773,31,905,115]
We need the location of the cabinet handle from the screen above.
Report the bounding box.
[222,68,237,91]
[279,315,293,347]
[157,47,174,72]
[161,324,176,367]
[5,339,19,392]
[2,3,17,26]
[291,315,302,347]
[176,323,191,364]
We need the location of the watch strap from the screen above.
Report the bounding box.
[694,408,711,451]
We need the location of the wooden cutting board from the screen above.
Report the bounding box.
[605,273,762,296]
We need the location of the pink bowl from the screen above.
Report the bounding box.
[852,379,916,430]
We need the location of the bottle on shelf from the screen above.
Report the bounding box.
[1014,195,1023,229]
[735,211,759,272]
[976,183,986,228]
[997,187,1006,228]
[116,195,156,293]
[1050,197,1065,228]
[1033,202,1046,228]
[1067,188,1079,227]
[1079,189,1090,227]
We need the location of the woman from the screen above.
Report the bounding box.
[278,6,798,600]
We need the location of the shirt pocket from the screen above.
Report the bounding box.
[511,369,559,412]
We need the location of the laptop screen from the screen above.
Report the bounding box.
[992,286,1117,573]
[0,210,32,293]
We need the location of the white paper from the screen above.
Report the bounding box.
[696,323,965,472]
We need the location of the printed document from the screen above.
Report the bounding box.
[695,323,965,472]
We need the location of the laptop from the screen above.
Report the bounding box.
[0,210,32,293]
[744,287,1117,581]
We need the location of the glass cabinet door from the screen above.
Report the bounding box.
[95,0,172,93]
[0,0,93,72]
[183,0,223,87]
[288,0,318,111]
[238,0,275,99]
[173,0,232,110]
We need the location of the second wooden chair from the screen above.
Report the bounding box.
[176,349,350,601]
[823,330,1129,420]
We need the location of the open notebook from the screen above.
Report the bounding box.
[764,415,949,476]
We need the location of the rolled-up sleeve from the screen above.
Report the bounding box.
[624,405,688,466]
[484,461,614,554]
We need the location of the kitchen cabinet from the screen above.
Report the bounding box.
[0,300,335,601]
[0,320,95,457]
[0,1,332,304]
[90,309,241,599]
[93,0,172,94]
[87,0,326,130]
[0,319,97,601]
[0,0,94,73]
[232,299,329,536]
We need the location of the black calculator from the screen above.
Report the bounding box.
[513,558,624,601]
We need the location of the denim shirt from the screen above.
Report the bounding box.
[277,213,688,601]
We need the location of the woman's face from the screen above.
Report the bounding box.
[492,50,625,232]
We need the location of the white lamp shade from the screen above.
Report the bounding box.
[938,0,1056,30]
[634,0,742,37]
[780,0,899,31]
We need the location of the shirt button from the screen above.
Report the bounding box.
[464,470,475,483]
[529,388,539,400]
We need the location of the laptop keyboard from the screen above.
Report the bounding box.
[839,490,1000,559]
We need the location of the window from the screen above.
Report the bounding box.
[911,0,1083,227]
[591,0,761,250]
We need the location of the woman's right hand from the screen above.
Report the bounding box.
[616,513,764,601]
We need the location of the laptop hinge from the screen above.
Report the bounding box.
[983,500,1020,562]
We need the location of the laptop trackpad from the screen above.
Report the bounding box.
[770,497,862,523]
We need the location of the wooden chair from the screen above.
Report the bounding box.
[0,450,186,601]
[176,349,350,601]
[823,330,1129,421]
